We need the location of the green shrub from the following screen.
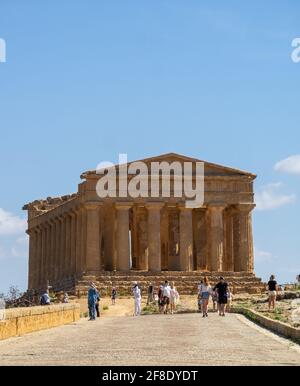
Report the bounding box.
[142,304,158,314]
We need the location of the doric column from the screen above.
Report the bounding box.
[65,214,71,278]
[41,225,47,289]
[104,205,116,271]
[179,206,194,271]
[236,204,255,272]
[146,202,164,272]
[37,227,43,288]
[224,207,234,271]
[85,203,102,272]
[75,207,82,275]
[45,221,51,286]
[35,226,42,289]
[115,203,132,271]
[81,207,87,273]
[209,204,225,272]
[197,209,209,271]
[54,216,61,281]
[70,211,76,276]
[27,230,35,290]
[60,215,66,280]
[49,219,56,283]
[32,229,39,290]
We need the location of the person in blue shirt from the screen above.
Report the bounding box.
[40,290,51,306]
[87,283,98,321]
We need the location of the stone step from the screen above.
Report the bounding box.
[75,282,265,296]
[79,278,261,286]
[83,271,258,278]
[55,271,265,297]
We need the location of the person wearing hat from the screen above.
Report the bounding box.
[132,281,141,316]
[87,282,98,321]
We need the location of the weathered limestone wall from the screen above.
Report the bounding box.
[0,303,80,341]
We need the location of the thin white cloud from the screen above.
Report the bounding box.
[11,236,29,258]
[274,154,300,175]
[0,208,27,235]
[256,183,296,211]
[255,249,273,263]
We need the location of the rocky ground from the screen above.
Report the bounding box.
[234,291,300,328]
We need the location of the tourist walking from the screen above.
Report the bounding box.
[170,282,179,314]
[158,284,164,313]
[226,287,233,313]
[197,280,203,312]
[87,282,98,321]
[211,288,218,312]
[198,277,211,317]
[214,277,229,317]
[147,283,154,305]
[133,282,141,316]
[267,274,278,311]
[95,290,100,317]
[162,280,171,314]
[111,287,117,305]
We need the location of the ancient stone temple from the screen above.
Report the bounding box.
[23,153,264,295]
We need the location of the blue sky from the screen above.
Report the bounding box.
[0,1,299,294]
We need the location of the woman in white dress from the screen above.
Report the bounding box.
[132,281,141,316]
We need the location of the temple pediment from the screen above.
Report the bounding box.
[81,152,256,179]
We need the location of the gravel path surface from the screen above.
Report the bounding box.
[0,313,299,366]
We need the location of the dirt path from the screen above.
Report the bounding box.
[0,313,299,366]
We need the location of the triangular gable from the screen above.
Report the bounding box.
[81,152,256,179]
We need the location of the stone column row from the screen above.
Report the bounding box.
[28,204,99,291]
[208,203,255,273]
[27,200,255,291]
[113,202,195,272]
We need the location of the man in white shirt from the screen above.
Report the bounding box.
[162,280,171,314]
[132,281,141,316]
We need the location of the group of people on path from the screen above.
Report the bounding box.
[133,280,180,316]
[158,281,180,314]
[87,278,230,319]
[86,273,281,320]
[198,276,232,318]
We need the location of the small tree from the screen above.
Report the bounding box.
[5,286,22,303]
